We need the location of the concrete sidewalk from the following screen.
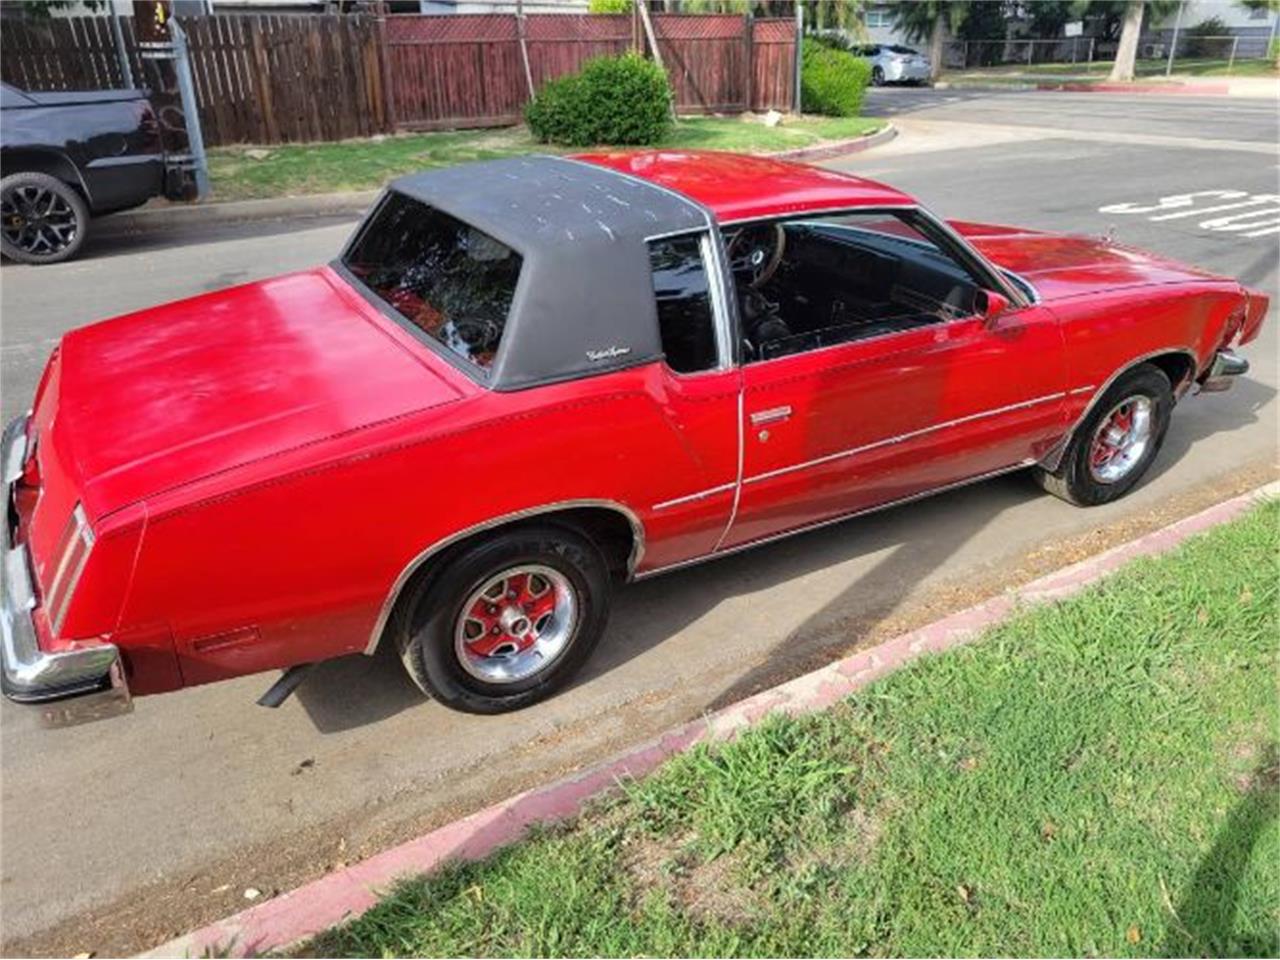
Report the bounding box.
[143,481,1280,959]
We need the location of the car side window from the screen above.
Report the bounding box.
[724,210,989,364]
[647,234,719,375]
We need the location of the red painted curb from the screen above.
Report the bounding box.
[1037,81,1232,95]
[142,481,1277,958]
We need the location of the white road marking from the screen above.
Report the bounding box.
[1100,189,1280,242]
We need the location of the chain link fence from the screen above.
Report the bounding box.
[942,32,1275,75]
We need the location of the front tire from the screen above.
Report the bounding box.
[872,66,886,86]
[398,524,611,714]
[1,172,89,265]
[1035,363,1173,506]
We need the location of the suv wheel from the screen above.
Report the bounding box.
[1,172,89,265]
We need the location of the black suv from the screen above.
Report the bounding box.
[1,82,186,264]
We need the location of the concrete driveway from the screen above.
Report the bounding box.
[1,88,1276,956]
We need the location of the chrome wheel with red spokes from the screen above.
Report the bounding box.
[1088,395,1153,484]
[454,564,578,684]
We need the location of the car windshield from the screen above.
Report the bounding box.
[887,45,919,55]
[342,192,523,374]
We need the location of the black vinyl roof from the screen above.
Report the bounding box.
[379,155,713,390]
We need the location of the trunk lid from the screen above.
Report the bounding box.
[36,266,466,521]
[950,221,1225,301]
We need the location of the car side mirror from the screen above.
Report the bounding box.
[979,289,1011,323]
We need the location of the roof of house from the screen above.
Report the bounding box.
[574,149,918,223]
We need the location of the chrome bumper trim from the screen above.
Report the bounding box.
[2,414,28,484]
[1199,350,1250,393]
[1,415,131,726]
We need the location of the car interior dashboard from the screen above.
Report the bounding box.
[727,220,982,362]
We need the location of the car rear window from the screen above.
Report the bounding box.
[342,192,522,374]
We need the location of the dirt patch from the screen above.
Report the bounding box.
[621,831,763,928]
[786,805,882,875]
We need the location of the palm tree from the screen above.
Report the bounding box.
[889,1,972,79]
[1109,0,1181,81]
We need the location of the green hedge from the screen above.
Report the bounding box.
[801,39,871,117]
[526,54,672,147]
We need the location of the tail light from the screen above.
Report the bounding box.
[45,504,94,636]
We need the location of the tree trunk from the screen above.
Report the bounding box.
[1109,0,1144,82]
[929,15,946,79]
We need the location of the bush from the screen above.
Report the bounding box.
[1183,17,1231,58]
[588,0,630,11]
[800,39,871,117]
[526,54,672,147]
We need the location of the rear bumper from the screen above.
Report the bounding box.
[2,415,131,726]
[886,61,931,82]
[1199,349,1250,393]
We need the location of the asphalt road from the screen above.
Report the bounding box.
[1,88,1277,955]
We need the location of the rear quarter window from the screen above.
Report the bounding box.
[343,193,522,374]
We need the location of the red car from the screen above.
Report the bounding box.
[2,152,1266,725]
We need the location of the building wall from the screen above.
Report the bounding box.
[1148,0,1276,31]
[860,3,924,49]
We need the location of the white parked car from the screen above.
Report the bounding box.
[858,44,932,85]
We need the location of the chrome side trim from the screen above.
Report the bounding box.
[701,230,737,372]
[744,392,1064,486]
[653,483,736,512]
[712,390,746,552]
[719,202,917,226]
[363,498,647,656]
[1039,347,1200,473]
[636,459,1037,581]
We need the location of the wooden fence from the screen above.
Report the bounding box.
[1,12,795,146]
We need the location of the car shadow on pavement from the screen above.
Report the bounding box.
[1145,376,1275,487]
[293,641,424,734]
[1160,743,1279,957]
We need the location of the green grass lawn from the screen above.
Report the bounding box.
[309,500,1279,958]
[207,116,883,202]
[948,57,1278,80]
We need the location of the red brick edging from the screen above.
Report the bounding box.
[1037,80,1232,95]
[142,480,1277,959]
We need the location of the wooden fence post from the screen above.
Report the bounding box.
[637,2,676,121]
[742,13,753,112]
[378,17,397,131]
[246,18,280,142]
[515,0,536,100]
[793,4,802,114]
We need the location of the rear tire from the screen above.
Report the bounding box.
[872,66,886,86]
[0,172,89,265]
[1034,363,1173,506]
[398,524,611,714]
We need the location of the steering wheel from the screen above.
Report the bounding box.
[726,223,786,289]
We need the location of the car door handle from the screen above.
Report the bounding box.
[750,405,792,426]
